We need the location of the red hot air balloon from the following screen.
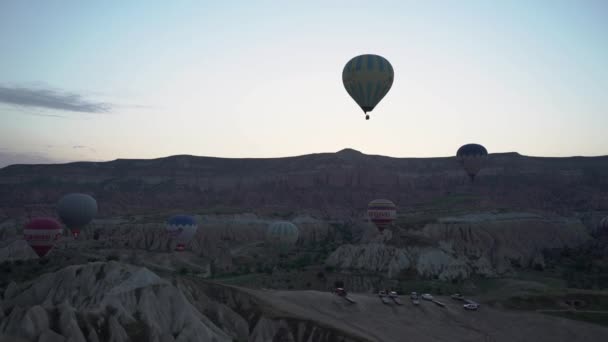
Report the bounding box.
[367,199,397,232]
[24,217,63,258]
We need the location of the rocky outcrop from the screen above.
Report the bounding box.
[0,240,38,262]
[177,279,364,342]
[325,243,411,279]
[0,262,232,342]
[83,214,334,274]
[92,214,332,251]
[326,213,591,280]
[0,262,375,342]
[0,220,17,243]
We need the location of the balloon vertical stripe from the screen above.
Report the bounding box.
[366,81,373,104]
[377,55,385,72]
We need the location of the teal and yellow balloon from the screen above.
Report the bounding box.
[266,221,299,246]
[343,54,394,120]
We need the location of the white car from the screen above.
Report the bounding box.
[421,293,434,301]
[451,293,464,300]
[464,303,479,311]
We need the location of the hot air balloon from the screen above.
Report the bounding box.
[266,221,299,246]
[24,217,63,258]
[598,216,608,235]
[367,199,397,232]
[57,193,97,238]
[166,215,198,251]
[343,54,394,120]
[456,144,488,182]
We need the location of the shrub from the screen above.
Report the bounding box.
[106,255,119,261]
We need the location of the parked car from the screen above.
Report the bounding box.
[451,293,464,300]
[464,303,479,311]
[410,292,418,300]
[421,293,434,301]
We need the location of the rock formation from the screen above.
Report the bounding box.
[0,261,232,342]
[326,212,591,280]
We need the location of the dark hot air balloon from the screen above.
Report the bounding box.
[598,216,608,236]
[456,144,488,182]
[57,193,97,239]
[343,54,394,120]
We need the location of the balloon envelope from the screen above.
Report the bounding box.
[24,217,63,257]
[456,144,488,181]
[367,199,397,232]
[57,193,97,238]
[166,215,198,251]
[343,54,394,117]
[599,217,608,233]
[266,221,299,246]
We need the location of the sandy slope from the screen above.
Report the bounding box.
[237,288,608,342]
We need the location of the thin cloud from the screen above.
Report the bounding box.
[28,112,69,119]
[73,145,86,149]
[0,85,112,113]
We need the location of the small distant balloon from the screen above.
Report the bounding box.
[57,193,97,238]
[367,199,397,232]
[598,216,608,234]
[266,221,299,246]
[343,54,394,120]
[166,215,198,251]
[456,144,488,182]
[24,217,63,258]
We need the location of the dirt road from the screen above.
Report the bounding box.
[239,288,608,342]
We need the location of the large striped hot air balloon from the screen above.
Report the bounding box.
[166,215,198,251]
[266,221,299,246]
[367,199,397,232]
[24,217,63,258]
[456,144,488,182]
[57,193,97,239]
[343,54,394,120]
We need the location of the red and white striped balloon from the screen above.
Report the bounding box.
[367,199,397,232]
[24,217,63,257]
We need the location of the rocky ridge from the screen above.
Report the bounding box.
[1,150,607,221]
[0,262,371,342]
[326,212,591,280]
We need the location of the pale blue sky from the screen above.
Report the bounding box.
[1,0,607,167]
